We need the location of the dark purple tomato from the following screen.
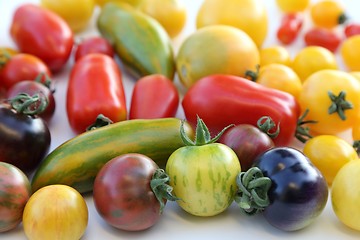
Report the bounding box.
[219,124,275,171]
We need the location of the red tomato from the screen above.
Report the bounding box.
[10,4,74,72]
[66,53,127,134]
[277,13,303,45]
[0,53,52,91]
[74,36,114,61]
[304,27,342,53]
[344,23,360,38]
[129,74,179,119]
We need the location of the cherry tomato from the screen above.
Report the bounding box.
[10,4,74,72]
[129,74,179,119]
[340,35,360,71]
[259,46,291,67]
[310,0,347,29]
[74,36,114,61]
[344,23,360,38]
[304,27,342,53]
[0,53,52,91]
[277,13,303,45]
[276,0,310,13]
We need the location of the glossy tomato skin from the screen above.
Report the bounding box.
[129,74,179,119]
[93,153,162,231]
[0,106,51,173]
[254,147,328,231]
[0,162,31,232]
[277,13,303,45]
[10,4,74,72]
[304,27,341,53]
[66,53,127,134]
[344,23,360,38]
[74,36,114,61]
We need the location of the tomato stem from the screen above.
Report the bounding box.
[295,108,317,143]
[244,64,260,82]
[257,116,280,139]
[8,92,48,116]
[34,72,55,93]
[86,114,113,131]
[328,90,353,121]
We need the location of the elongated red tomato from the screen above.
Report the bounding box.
[304,27,341,53]
[129,74,179,119]
[277,13,303,45]
[10,4,74,72]
[66,53,127,134]
[344,23,360,38]
[182,74,300,146]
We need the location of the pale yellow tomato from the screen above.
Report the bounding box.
[96,0,142,8]
[23,185,88,240]
[196,0,268,47]
[310,0,346,29]
[40,0,95,32]
[276,0,310,13]
[341,35,360,71]
[291,46,338,82]
[259,46,291,67]
[350,71,360,81]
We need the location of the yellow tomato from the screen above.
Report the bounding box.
[139,0,187,38]
[176,25,259,88]
[259,46,291,67]
[196,0,268,47]
[350,71,360,82]
[299,69,360,135]
[291,46,338,82]
[96,0,142,8]
[255,63,302,99]
[341,35,360,71]
[332,160,360,231]
[40,0,95,32]
[303,135,358,185]
[276,0,310,13]
[310,0,347,29]
[23,185,88,240]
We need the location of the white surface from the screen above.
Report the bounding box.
[1,0,360,239]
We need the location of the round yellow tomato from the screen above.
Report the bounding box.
[303,135,358,185]
[350,71,360,82]
[96,0,142,8]
[310,0,346,29]
[176,25,259,88]
[276,0,310,13]
[299,69,360,135]
[291,46,338,82]
[332,159,360,231]
[196,0,268,47]
[255,63,302,99]
[139,0,187,38]
[40,0,95,32]
[23,185,88,240]
[341,35,360,71]
[259,46,291,67]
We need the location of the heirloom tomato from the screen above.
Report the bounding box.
[303,135,358,185]
[95,0,142,7]
[299,69,360,135]
[196,0,268,47]
[166,117,241,217]
[74,36,114,61]
[259,46,291,67]
[23,185,88,240]
[93,153,177,231]
[0,162,31,232]
[332,159,360,231]
[276,0,310,13]
[236,147,328,231]
[304,27,341,53]
[310,0,347,29]
[340,35,360,71]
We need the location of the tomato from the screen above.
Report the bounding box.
[340,35,360,71]
[0,47,18,64]
[276,0,310,13]
[23,184,88,240]
[0,53,52,91]
[303,135,358,185]
[129,74,179,119]
[74,36,114,61]
[235,147,328,231]
[0,162,31,233]
[196,0,268,47]
[259,46,291,67]
[176,25,259,88]
[10,4,74,72]
[66,53,127,134]
[304,27,342,53]
[139,0,187,38]
[166,117,241,217]
[182,74,300,146]
[298,69,360,135]
[291,46,338,82]
[40,0,95,32]
[95,0,142,7]
[310,0,347,29]
[0,97,51,173]
[93,153,177,231]
[276,13,303,45]
[331,159,360,231]
[344,23,360,38]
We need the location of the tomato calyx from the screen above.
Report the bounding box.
[257,116,280,139]
[328,90,353,120]
[244,64,260,82]
[150,168,179,213]
[338,13,348,25]
[234,167,271,215]
[352,140,360,155]
[295,109,317,143]
[8,92,48,116]
[86,114,113,131]
[34,72,55,94]
[180,115,233,146]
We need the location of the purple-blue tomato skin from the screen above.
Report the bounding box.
[253,147,328,231]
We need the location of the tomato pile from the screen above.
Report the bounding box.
[1,0,360,239]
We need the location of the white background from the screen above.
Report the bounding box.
[1,0,360,239]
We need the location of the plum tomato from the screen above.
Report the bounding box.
[74,36,114,61]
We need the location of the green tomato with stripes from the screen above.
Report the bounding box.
[166,117,241,217]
